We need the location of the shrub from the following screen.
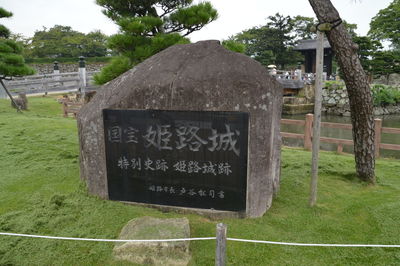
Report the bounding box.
[324,80,345,90]
[371,84,400,106]
[93,56,132,85]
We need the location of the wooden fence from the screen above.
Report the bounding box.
[61,99,83,118]
[281,113,400,157]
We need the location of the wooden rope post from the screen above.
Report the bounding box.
[374,118,382,158]
[215,223,227,266]
[310,30,325,207]
[337,144,343,154]
[63,101,68,117]
[304,113,313,150]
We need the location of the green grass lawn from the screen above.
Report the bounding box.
[0,97,399,265]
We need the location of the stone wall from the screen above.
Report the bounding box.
[29,62,107,74]
[322,84,400,116]
[322,85,351,116]
[372,104,400,116]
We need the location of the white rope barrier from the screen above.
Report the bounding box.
[227,238,400,248]
[0,232,215,242]
[1,232,400,248]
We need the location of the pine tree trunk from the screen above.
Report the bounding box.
[308,0,375,183]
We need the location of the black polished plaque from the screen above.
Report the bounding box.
[103,109,249,211]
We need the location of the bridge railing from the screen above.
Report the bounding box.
[3,71,100,96]
[271,70,338,82]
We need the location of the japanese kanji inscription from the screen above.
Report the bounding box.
[103,109,249,211]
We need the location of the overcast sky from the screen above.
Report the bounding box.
[0,0,392,42]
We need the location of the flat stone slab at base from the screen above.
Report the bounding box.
[113,217,191,265]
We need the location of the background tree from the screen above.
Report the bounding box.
[352,36,383,74]
[308,0,375,182]
[232,13,304,69]
[231,14,361,70]
[369,0,400,49]
[81,30,109,57]
[30,25,82,58]
[331,20,399,79]
[0,7,34,77]
[292,16,317,40]
[327,21,384,77]
[331,22,383,78]
[9,33,32,58]
[342,21,358,38]
[29,25,108,59]
[233,27,276,67]
[221,39,245,53]
[370,50,400,80]
[94,0,217,84]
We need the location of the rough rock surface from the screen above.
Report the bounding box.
[113,217,190,265]
[77,40,283,217]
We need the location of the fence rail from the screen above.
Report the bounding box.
[281,113,400,157]
[382,127,400,134]
[271,70,336,82]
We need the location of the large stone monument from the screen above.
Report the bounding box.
[77,40,282,218]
